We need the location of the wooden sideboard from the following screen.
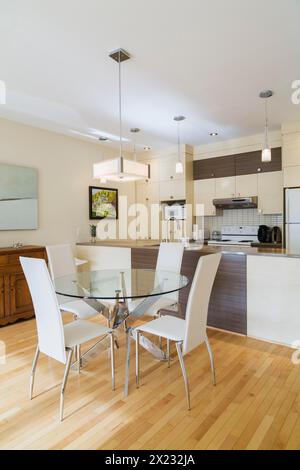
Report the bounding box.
[0,246,46,326]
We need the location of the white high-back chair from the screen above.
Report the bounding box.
[134,253,221,409]
[20,257,114,421]
[129,242,184,316]
[46,244,100,320]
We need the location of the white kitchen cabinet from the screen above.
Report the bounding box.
[283,165,300,188]
[258,171,283,214]
[215,176,236,198]
[159,154,185,180]
[282,135,300,167]
[159,178,185,202]
[235,174,258,197]
[136,180,159,204]
[194,179,216,216]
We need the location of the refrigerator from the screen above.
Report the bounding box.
[285,188,300,253]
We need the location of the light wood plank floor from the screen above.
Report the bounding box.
[0,314,300,450]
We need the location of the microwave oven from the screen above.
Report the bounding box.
[164,203,187,220]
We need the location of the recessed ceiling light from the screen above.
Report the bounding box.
[144,146,151,151]
[210,132,218,136]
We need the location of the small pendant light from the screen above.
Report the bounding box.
[173,115,186,174]
[259,90,273,162]
[130,127,140,161]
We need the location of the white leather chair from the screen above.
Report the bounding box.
[134,253,221,409]
[20,256,115,421]
[46,244,102,320]
[128,242,185,316]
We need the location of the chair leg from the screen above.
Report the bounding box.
[29,346,40,400]
[60,348,73,422]
[124,330,131,396]
[205,335,216,386]
[110,333,115,391]
[136,330,140,388]
[76,345,81,374]
[167,338,170,368]
[175,342,191,410]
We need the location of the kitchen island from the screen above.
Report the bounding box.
[76,241,300,345]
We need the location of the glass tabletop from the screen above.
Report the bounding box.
[54,268,188,300]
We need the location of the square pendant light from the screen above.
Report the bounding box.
[93,157,150,182]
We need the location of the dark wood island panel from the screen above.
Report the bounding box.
[131,247,247,335]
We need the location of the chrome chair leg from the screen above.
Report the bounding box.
[175,342,191,410]
[29,346,40,400]
[60,348,73,422]
[76,345,81,374]
[110,333,115,391]
[205,335,216,386]
[136,330,140,388]
[124,330,131,396]
[167,339,170,368]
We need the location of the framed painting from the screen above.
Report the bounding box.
[89,186,118,220]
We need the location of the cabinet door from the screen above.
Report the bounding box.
[8,273,33,316]
[0,276,4,318]
[159,155,184,180]
[283,165,300,188]
[215,176,236,198]
[258,171,283,215]
[235,174,258,197]
[194,179,216,216]
[159,179,185,201]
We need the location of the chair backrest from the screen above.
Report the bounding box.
[156,242,185,302]
[183,253,221,355]
[46,244,76,279]
[156,242,184,273]
[20,257,67,364]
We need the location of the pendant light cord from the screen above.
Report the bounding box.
[177,121,181,163]
[118,52,122,158]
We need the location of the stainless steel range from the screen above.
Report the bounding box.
[207,225,259,246]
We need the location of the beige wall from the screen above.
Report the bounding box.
[0,118,136,248]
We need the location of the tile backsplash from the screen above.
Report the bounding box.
[197,209,283,238]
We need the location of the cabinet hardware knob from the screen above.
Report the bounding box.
[170,196,173,199]
[170,176,173,179]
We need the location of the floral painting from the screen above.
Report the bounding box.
[89,186,118,220]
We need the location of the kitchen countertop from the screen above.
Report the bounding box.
[76,240,300,257]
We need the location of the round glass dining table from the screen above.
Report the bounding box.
[54,268,189,395]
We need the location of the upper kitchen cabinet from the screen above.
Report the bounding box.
[215,176,236,198]
[159,154,185,181]
[136,180,160,204]
[235,148,282,175]
[235,174,258,197]
[194,148,282,180]
[193,156,235,180]
[159,179,185,202]
[282,135,300,167]
[258,171,283,215]
[283,166,300,188]
[194,179,216,216]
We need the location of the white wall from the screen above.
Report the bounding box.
[0,118,136,247]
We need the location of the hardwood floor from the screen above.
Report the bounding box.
[0,315,300,450]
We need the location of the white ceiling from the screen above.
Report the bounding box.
[0,0,300,153]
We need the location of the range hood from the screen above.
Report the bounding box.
[213,196,258,209]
